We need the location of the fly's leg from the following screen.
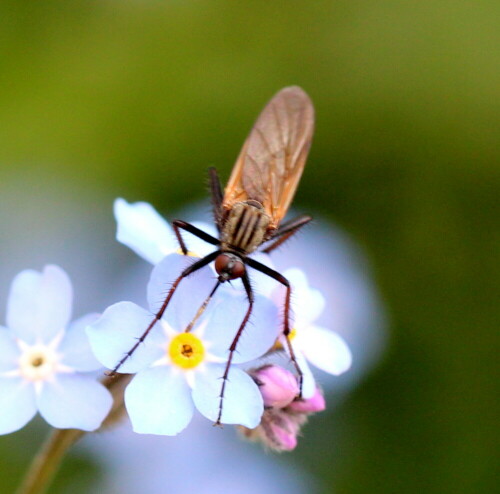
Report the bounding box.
[208,167,224,231]
[215,272,254,425]
[172,220,220,255]
[246,257,304,395]
[262,215,312,254]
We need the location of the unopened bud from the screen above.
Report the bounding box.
[267,415,298,451]
[288,387,326,413]
[252,365,299,408]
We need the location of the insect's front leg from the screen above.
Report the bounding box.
[172,220,220,255]
[246,257,304,396]
[216,272,255,425]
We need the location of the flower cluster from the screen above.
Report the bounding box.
[87,199,352,445]
[1,198,353,452]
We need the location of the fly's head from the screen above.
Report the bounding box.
[215,253,246,282]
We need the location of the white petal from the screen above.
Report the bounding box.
[204,293,280,363]
[284,268,325,328]
[125,366,193,435]
[147,254,217,330]
[37,374,112,431]
[297,325,352,376]
[192,365,263,428]
[0,377,37,434]
[0,327,20,372]
[7,265,73,344]
[114,198,176,265]
[86,302,165,373]
[59,313,102,371]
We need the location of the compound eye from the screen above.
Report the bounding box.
[215,253,245,280]
[229,258,245,279]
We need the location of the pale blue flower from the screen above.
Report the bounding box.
[87,254,280,435]
[0,265,113,434]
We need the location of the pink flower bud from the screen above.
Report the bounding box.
[288,387,326,413]
[268,417,298,451]
[252,365,299,408]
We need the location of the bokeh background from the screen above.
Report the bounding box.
[0,1,498,493]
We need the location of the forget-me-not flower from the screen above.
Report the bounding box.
[87,254,280,435]
[0,265,113,434]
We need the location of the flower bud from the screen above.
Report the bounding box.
[267,414,299,451]
[252,365,299,408]
[288,387,326,413]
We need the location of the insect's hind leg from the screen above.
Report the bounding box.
[216,272,254,426]
[108,251,220,376]
[172,220,220,255]
[245,257,304,395]
[262,215,312,254]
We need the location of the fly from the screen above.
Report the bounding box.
[110,86,315,424]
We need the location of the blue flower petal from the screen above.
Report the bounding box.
[86,302,165,373]
[125,366,193,435]
[7,265,73,344]
[147,254,217,330]
[204,293,280,363]
[298,325,352,376]
[114,198,176,265]
[284,268,325,327]
[0,327,20,372]
[0,377,37,434]
[192,365,263,428]
[37,374,112,431]
[59,313,102,372]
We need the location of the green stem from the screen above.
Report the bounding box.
[16,374,130,494]
[15,428,84,494]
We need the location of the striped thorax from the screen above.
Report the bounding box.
[221,201,271,254]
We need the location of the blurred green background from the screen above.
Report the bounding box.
[0,1,498,493]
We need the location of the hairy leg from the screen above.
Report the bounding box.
[216,272,254,425]
[262,215,312,254]
[246,257,304,395]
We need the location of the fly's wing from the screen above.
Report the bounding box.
[222,86,315,228]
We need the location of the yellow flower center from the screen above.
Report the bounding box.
[169,333,205,369]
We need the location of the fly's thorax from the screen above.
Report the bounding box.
[221,201,271,253]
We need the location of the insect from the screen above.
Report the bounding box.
[111,86,315,424]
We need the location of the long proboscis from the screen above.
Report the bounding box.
[184,280,221,333]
